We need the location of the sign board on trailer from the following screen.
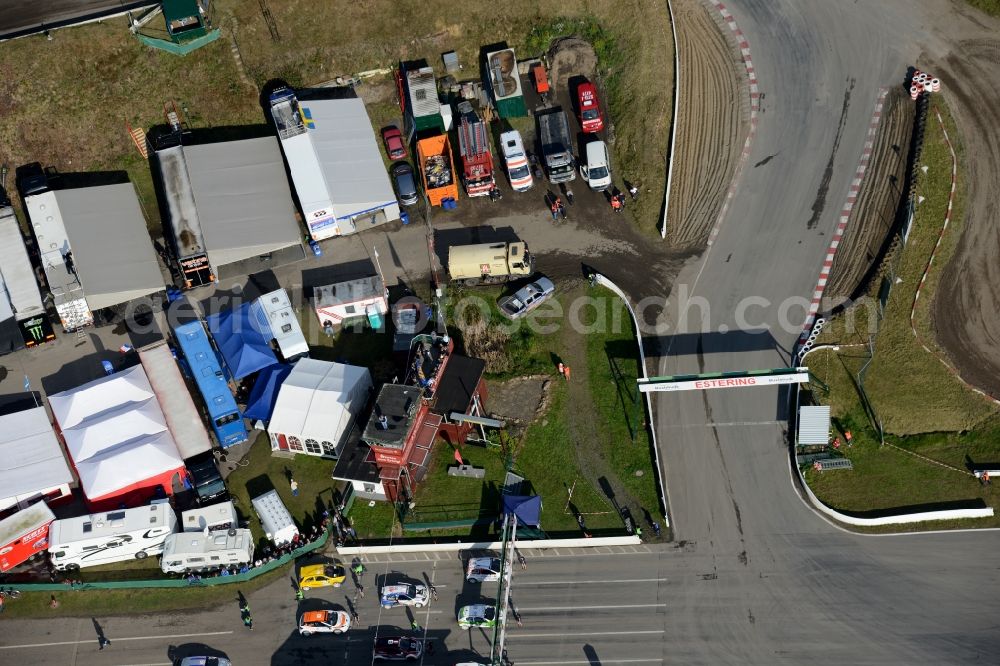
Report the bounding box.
[638,368,810,393]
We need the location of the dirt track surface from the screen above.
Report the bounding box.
[930,24,1000,397]
[826,87,913,301]
[666,0,747,248]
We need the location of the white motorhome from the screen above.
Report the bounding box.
[252,288,309,361]
[160,528,254,574]
[251,490,299,546]
[181,500,239,533]
[48,500,178,571]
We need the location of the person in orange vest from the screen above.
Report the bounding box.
[984,471,992,486]
[610,194,622,212]
[844,430,853,447]
[563,365,571,381]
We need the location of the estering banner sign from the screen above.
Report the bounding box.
[638,369,810,393]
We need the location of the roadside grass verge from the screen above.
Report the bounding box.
[2,565,290,619]
[802,98,1000,529]
[816,99,995,435]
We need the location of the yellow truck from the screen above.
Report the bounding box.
[447,241,534,286]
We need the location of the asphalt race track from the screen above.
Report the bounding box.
[2,2,1000,665]
[655,0,1000,663]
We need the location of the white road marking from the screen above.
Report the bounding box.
[522,577,667,586]
[510,630,665,638]
[517,657,663,666]
[0,631,234,650]
[521,603,666,611]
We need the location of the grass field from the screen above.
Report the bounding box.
[225,432,338,546]
[0,1,671,235]
[814,100,996,435]
[349,283,659,539]
[1,564,291,619]
[965,0,1000,16]
[803,98,1000,528]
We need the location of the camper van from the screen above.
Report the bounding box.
[160,528,254,574]
[251,490,299,546]
[252,289,309,362]
[181,501,239,533]
[48,500,178,571]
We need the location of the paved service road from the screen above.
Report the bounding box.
[0,546,668,665]
[654,0,1000,664]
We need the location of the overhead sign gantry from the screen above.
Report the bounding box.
[637,367,810,393]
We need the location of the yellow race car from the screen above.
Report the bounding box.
[298,561,346,591]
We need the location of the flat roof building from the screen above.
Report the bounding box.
[271,89,400,241]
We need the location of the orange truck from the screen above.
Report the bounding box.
[417,134,460,207]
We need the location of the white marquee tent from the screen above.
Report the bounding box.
[268,358,372,458]
[0,404,74,513]
[48,364,185,507]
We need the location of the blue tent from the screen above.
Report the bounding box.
[244,363,292,422]
[502,494,542,528]
[205,303,278,380]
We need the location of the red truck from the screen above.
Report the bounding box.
[577,81,604,133]
[456,101,496,197]
[0,502,55,572]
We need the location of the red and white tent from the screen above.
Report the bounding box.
[48,364,185,509]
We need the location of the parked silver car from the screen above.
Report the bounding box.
[498,277,555,319]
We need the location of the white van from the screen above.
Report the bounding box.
[181,500,239,533]
[252,289,309,362]
[580,140,612,191]
[49,500,178,571]
[251,490,299,545]
[160,528,254,574]
[500,130,533,192]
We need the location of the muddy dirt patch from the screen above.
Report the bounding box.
[546,37,599,92]
[487,376,550,424]
[826,87,913,301]
[666,0,748,248]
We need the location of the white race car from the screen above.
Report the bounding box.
[465,556,503,583]
[380,583,429,608]
[298,609,351,635]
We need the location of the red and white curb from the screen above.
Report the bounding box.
[798,88,889,342]
[706,2,760,247]
[909,109,1000,406]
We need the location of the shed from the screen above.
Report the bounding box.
[181,137,304,274]
[268,358,373,458]
[401,64,445,133]
[313,275,388,329]
[797,405,831,446]
[0,397,74,513]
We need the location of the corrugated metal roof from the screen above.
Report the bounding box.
[0,207,45,320]
[406,67,440,118]
[183,137,302,269]
[55,184,164,311]
[797,405,831,445]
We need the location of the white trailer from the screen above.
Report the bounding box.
[160,528,254,574]
[181,500,238,533]
[48,500,178,571]
[251,288,308,362]
[251,490,299,546]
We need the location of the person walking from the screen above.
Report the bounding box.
[565,188,575,206]
[411,619,422,632]
[242,610,253,630]
[652,521,662,537]
[563,365,571,382]
[428,583,438,602]
[290,478,299,497]
[610,194,622,212]
[557,362,565,378]
[517,549,527,570]
[295,586,304,602]
[93,619,110,650]
[550,199,560,221]
[352,561,365,578]
[627,183,639,200]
